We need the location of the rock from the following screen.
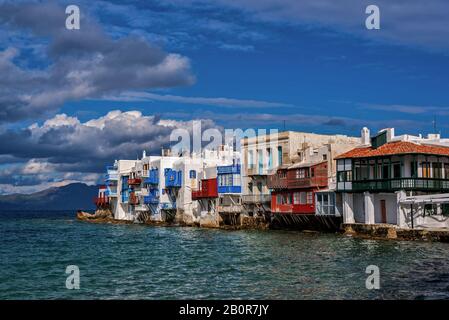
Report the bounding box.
[76,208,113,221]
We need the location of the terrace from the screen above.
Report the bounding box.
[267,162,328,190]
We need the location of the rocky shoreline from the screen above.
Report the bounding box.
[77,210,449,242]
[343,223,449,242]
[76,209,270,230]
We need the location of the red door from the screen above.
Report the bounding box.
[380,200,387,223]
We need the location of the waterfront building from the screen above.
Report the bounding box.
[190,160,243,227]
[101,145,239,224]
[139,150,184,223]
[108,159,139,220]
[187,145,240,227]
[336,127,449,229]
[266,135,359,229]
[241,131,359,222]
[216,162,242,225]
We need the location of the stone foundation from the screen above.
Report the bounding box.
[343,223,449,242]
[240,215,270,230]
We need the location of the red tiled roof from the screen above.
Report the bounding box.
[335,141,449,159]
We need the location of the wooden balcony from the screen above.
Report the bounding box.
[352,178,449,192]
[192,178,218,200]
[268,175,328,189]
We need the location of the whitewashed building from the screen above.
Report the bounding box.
[336,127,449,229]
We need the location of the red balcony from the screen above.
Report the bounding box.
[93,196,109,207]
[128,178,142,185]
[267,162,328,190]
[271,192,315,214]
[192,178,218,200]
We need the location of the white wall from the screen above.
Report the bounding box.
[373,193,397,224]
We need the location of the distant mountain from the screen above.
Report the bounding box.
[0,183,99,211]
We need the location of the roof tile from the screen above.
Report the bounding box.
[335,141,449,159]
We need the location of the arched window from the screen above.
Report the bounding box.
[189,170,196,179]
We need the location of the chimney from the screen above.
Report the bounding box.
[385,128,395,142]
[142,150,146,159]
[361,127,370,145]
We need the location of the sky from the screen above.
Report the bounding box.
[1,0,449,194]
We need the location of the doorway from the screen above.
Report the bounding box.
[380,200,387,223]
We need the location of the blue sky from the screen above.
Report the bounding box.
[1,0,449,193]
[62,0,449,134]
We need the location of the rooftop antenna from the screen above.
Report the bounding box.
[283,120,286,132]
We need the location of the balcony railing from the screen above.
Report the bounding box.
[267,175,328,189]
[192,178,218,200]
[242,194,271,204]
[351,178,449,192]
[218,186,242,194]
[217,164,241,174]
[128,178,142,185]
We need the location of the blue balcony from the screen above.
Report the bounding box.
[218,186,242,194]
[144,195,159,205]
[144,169,159,185]
[165,169,182,188]
[217,164,241,175]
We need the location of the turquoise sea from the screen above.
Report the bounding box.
[1,211,449,299]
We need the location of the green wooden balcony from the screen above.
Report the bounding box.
[352,178,449,192]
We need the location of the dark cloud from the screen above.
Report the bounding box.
[202,0,449,52]
[323,119,347,127]
[0,2,194,123]
[0,110,220,193]
[0,111,218,192]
